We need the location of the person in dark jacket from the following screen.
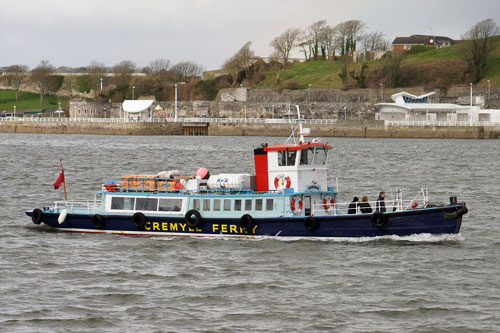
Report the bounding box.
[347,197,359,214]
[376,191,386,212]
[359,196,372,213]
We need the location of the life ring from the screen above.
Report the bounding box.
[239,214,254,233]
[304,217,319,231]
[291,196,303,214]
[370,211,387,228]
[92,214,106,229]
[274,175,291,189]
[184,210,202,229]
[133,212,147,228]
[323,195,335,211]
[32,208,43,225]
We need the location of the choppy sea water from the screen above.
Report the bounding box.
[0,133,499,332]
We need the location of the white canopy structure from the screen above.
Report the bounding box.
[122,100,154,113]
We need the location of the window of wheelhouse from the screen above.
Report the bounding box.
[313,147,328,165]
[111,197,135,210]
[278,150,297,166]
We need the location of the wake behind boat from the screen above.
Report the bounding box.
[26,107,467,239]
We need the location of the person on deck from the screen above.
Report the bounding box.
[348,197,359,214]
[376,191,386,212]
[359,196,372,213]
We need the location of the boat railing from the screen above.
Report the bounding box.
[54,200,100,214]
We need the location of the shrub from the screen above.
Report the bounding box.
[410,45,435,54]
[283,80,301,90]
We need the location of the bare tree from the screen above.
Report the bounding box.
[335,20,366,58]
[113,60,137,86]
[170,61,204,81]
[305,20,329,60]
[146,58,172,76]
[31,60,55,104]
[361,31,388,51]
[87,60,106,91]
[461,18,499,83]
[270,28,302,63]
[222,41,255,85]
[7,64,29,101]
[320,26,338,60]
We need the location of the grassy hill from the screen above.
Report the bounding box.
[255,36,500,90]
[0,90,68,112]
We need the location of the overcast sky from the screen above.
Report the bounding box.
[1,0,499,71]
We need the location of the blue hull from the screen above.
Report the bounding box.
[26,204,464,238]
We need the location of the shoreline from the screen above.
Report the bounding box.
[1,120,500,139]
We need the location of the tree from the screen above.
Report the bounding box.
[270,28,302,63]
[387,54,402,88]
[335,20,366,57]
[7,64,29,101]
[461,18,499,84]
[349,63,368,88]
[170,61,204,82]
[305,20,329,60]
[113,60,137,86]
[146,58,171,76]
[31,60,55,104]
[87,60,106,91]
[222,41,255,85]
[361,31,388,52]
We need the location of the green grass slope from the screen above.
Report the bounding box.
[0,90,68,112]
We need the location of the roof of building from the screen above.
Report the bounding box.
[122,100,154,113]
[392,34,455,46]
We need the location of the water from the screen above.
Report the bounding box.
[1,133,499,332]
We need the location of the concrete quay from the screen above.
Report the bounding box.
[1,119,500,139]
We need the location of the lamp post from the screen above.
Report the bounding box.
[272,104,274,119]
[380,83,383,102]
[100,77,103,91]
[14,105,16,118]
[487,80,491,100]
[308,83,311,111]
[174,83,178,120]
[344,106,347,120]
[132,86,135,100]
[470,82,472,107]
[58,102,61,119]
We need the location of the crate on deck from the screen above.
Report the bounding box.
[121,175,191,192]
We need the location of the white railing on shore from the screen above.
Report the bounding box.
[385,120,500,127]
[0,116,338,125]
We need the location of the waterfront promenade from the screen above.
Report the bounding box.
[1,116,500,139]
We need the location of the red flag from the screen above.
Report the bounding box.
[53,167,65,190]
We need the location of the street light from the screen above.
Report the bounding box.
[174,83,178,120]
[380,83,383,102]
[100,77,103,90]
[14,105,16,118]
[132,86,135,100]
[487,80,491,100]
[470,82,473,107]
[272,105,274,119]
[344,106,347,120]
[58,102,61,119]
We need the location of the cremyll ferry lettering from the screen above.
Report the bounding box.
[144,221,258,234]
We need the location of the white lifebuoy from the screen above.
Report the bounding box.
[291,196,303,214]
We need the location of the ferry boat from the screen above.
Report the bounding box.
[26,107,467,239]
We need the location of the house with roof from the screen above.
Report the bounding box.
[374,91,500,124]
[392,34,456,52]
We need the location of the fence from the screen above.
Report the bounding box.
[385,120,500,127]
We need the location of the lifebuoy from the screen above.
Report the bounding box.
[184,210,202,229]
[133,212,147,228]
[239,214,254,233]
[304,217,319,231]
[32,208,43,225]
[274,175,291,189]
[92,214,106,229]
[370,211,387,228]
[323,196,335,211]
[291,196,303,214]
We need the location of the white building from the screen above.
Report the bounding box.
[375,92,500,124]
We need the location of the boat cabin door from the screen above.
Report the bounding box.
[303,196,311,216]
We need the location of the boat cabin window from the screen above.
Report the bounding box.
[234,199,242,211]
[224,199,231,211]
[255,199,263,211]
[266,199,274,211]
[213,199,221,211]
[245,199,252,210]
[203,199,211,211]
[111,197,135,210]
[159,198,182,212]
[136,198,158,211]
[313,147,328,165]
[192,199,200,210]
[299,148,315,165]
[278,150,297,166]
